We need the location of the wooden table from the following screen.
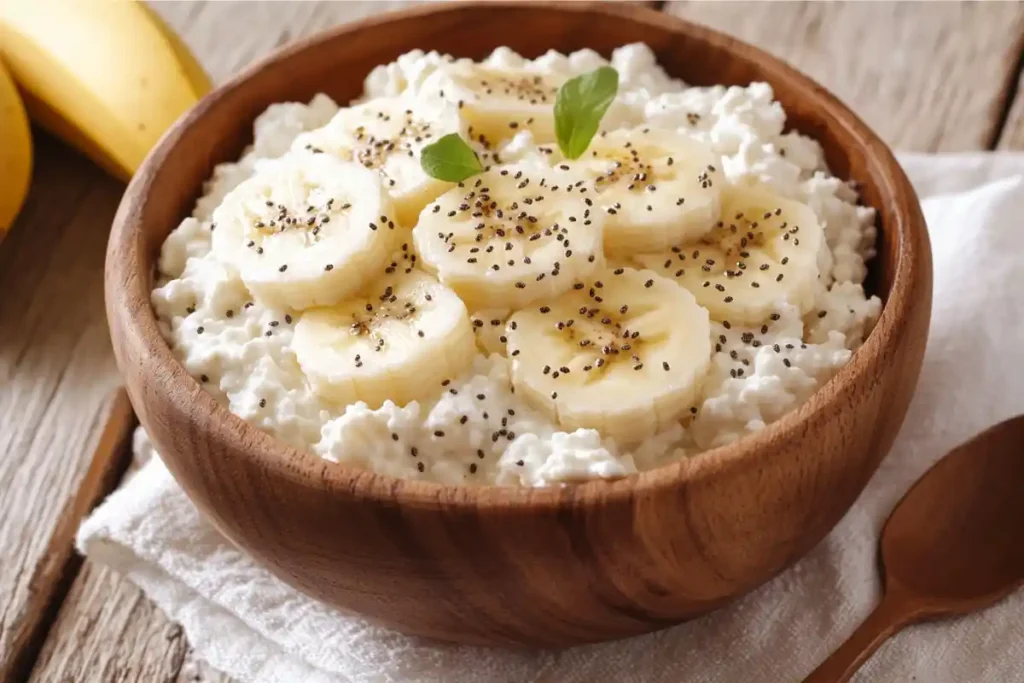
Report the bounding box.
[2,2,1022,680]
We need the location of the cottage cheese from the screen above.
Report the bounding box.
[152,44,882,487]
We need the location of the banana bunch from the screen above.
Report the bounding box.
[0,0,210,238]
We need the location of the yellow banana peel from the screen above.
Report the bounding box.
[0,57,31,238]
[0,0,212,183]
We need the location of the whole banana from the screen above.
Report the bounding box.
[0,0,211,182]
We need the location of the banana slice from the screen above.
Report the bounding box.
[293,268,475,408]
[413,164,605,311]
[470,309,511,356]
[632,184,824,326]
[419,61,562,147]
[506,267,711,446]
[211,154,397,311]
[292,97,462,227]
[565,127,723,255]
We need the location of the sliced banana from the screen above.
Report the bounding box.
[419,61,562,147]
[211,154,397,311]
[632,184,824,326]
[470,309,511,356]
[413,164,605,311]
[293,268,476,409]
[291,97,462,227]
[565,127,723,255]
[506,267,711,447]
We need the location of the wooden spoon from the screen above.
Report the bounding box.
[804,415,1024,682]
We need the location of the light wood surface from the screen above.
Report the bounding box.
[668,1,1024,152]
[0,140,132,681]
[2,0,1020,679]
[27,562,231,683]
[152,0,411,84]
[804,416,1024,683]
[106,0,931,647]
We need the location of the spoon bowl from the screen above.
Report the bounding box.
[806,415,1024,682]
[883,415,1024,607]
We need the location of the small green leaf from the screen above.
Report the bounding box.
[554,66,619,160]
[420,133,483,182]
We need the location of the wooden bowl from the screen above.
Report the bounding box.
[105,2,932,647]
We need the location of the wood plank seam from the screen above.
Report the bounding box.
[9,390,136,683]
[989,36,1024,149]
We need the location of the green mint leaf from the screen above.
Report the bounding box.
[554,66,619,160]
[420,133,483,182]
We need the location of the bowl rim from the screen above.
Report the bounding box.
[108,0,925,513]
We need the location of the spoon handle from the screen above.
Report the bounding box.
[802,590,921,683]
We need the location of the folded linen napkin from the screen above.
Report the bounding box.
[78,153,1024,683]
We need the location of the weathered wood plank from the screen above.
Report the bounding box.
[152,0,655,85]
[668,1,1024,151]
[150,0,412,84]
[0,131,135,681]
[27,562,233,683]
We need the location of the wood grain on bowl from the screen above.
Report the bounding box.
[105,2,932,646]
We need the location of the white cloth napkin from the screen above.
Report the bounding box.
[79,153,1024,683]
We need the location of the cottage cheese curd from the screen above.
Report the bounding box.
[152,44,881,487]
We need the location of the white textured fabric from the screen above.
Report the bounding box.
[78,153,1024,683]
